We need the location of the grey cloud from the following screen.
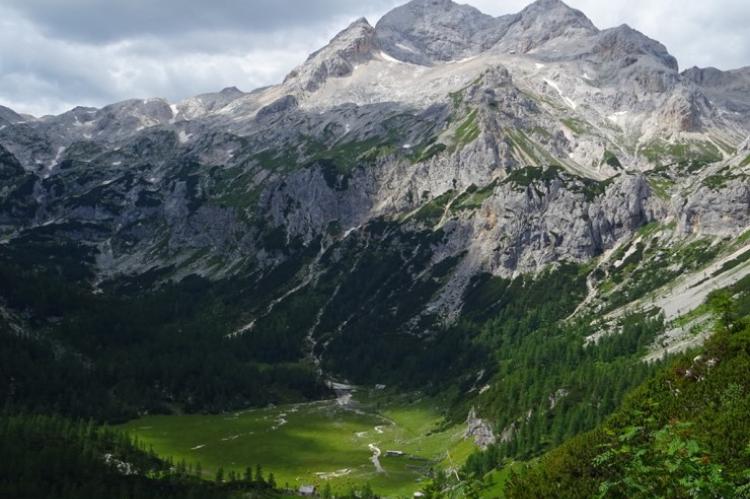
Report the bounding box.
[3,0,400,43]
[0,0,748,117]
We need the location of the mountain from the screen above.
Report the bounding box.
[1,0,750,495]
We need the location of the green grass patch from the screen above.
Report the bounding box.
[452,183,496,212]
[503,165,611,202]
[412,190,455,226]
[639,139,722,169]
[560,117,589,135]
[454,109,481,147]
[647,176,674,200]
[120,392,472,498]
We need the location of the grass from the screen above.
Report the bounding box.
[412,190,455,227]
[703,171,746,190]
[452,183,496,212]
[647,176,674,200]
[120,390,472,498]
[454,109,480,147]
[560,117,589,135]
[503,165,611,202]
[638,139,722,169]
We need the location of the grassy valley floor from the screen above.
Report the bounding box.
[120,388,475,497]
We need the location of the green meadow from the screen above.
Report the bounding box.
[120,389,475,497]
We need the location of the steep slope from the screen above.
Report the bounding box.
[501,287,750,498]
[0,1,748,469]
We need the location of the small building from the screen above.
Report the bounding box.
[414,492,426,498]
[385,450,405,457]
[299,485,316,496]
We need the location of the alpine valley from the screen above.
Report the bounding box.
[2,0,750,497]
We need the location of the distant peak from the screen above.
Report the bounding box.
[375,0,498,65]
[517,0,596,29]
[336,17,374,37]
[284,15,377,92]
[401,0,456,9]
[219,86,242,95]
[526,0,569,8]
[350,16,372,27]
[596,24,678,71]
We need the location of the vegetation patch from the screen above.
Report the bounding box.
[602,150,622,169]
[412,190,455,226]
[503,165,611,202]
[454,109,481,147]
[502,289,750,498]
[451,182,497,212]
[639,139,723,170]
[121,392,469,498]
[560,117,590,135]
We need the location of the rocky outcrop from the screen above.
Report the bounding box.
[675,181,750,237]
[375,0,505,65]
[465,407,496,449]
[284,18,378,92]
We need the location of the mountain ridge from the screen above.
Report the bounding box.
[1,4,750,490]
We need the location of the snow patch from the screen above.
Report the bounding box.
[395,43,417,54]
[544,79,577,109]
[178,130,191,144]
[608,110,629,122]
[379,51,404,64]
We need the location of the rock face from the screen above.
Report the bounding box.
[465,407,496,448]
[0,0,748,341]
[375,0,506,65]
[284,18,378,92]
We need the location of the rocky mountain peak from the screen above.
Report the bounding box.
[284,17,377,92]
[489,0,597,55]
[0,105,26,124]
[593,24,678,72]
[375,0,502,65]
[219,86,243,96]
[518,0,595,26]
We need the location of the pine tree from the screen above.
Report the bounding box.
[215,466,224,483]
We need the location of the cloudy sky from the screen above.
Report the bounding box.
[1,0,748,117]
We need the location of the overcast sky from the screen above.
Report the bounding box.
[1,0,748,117]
